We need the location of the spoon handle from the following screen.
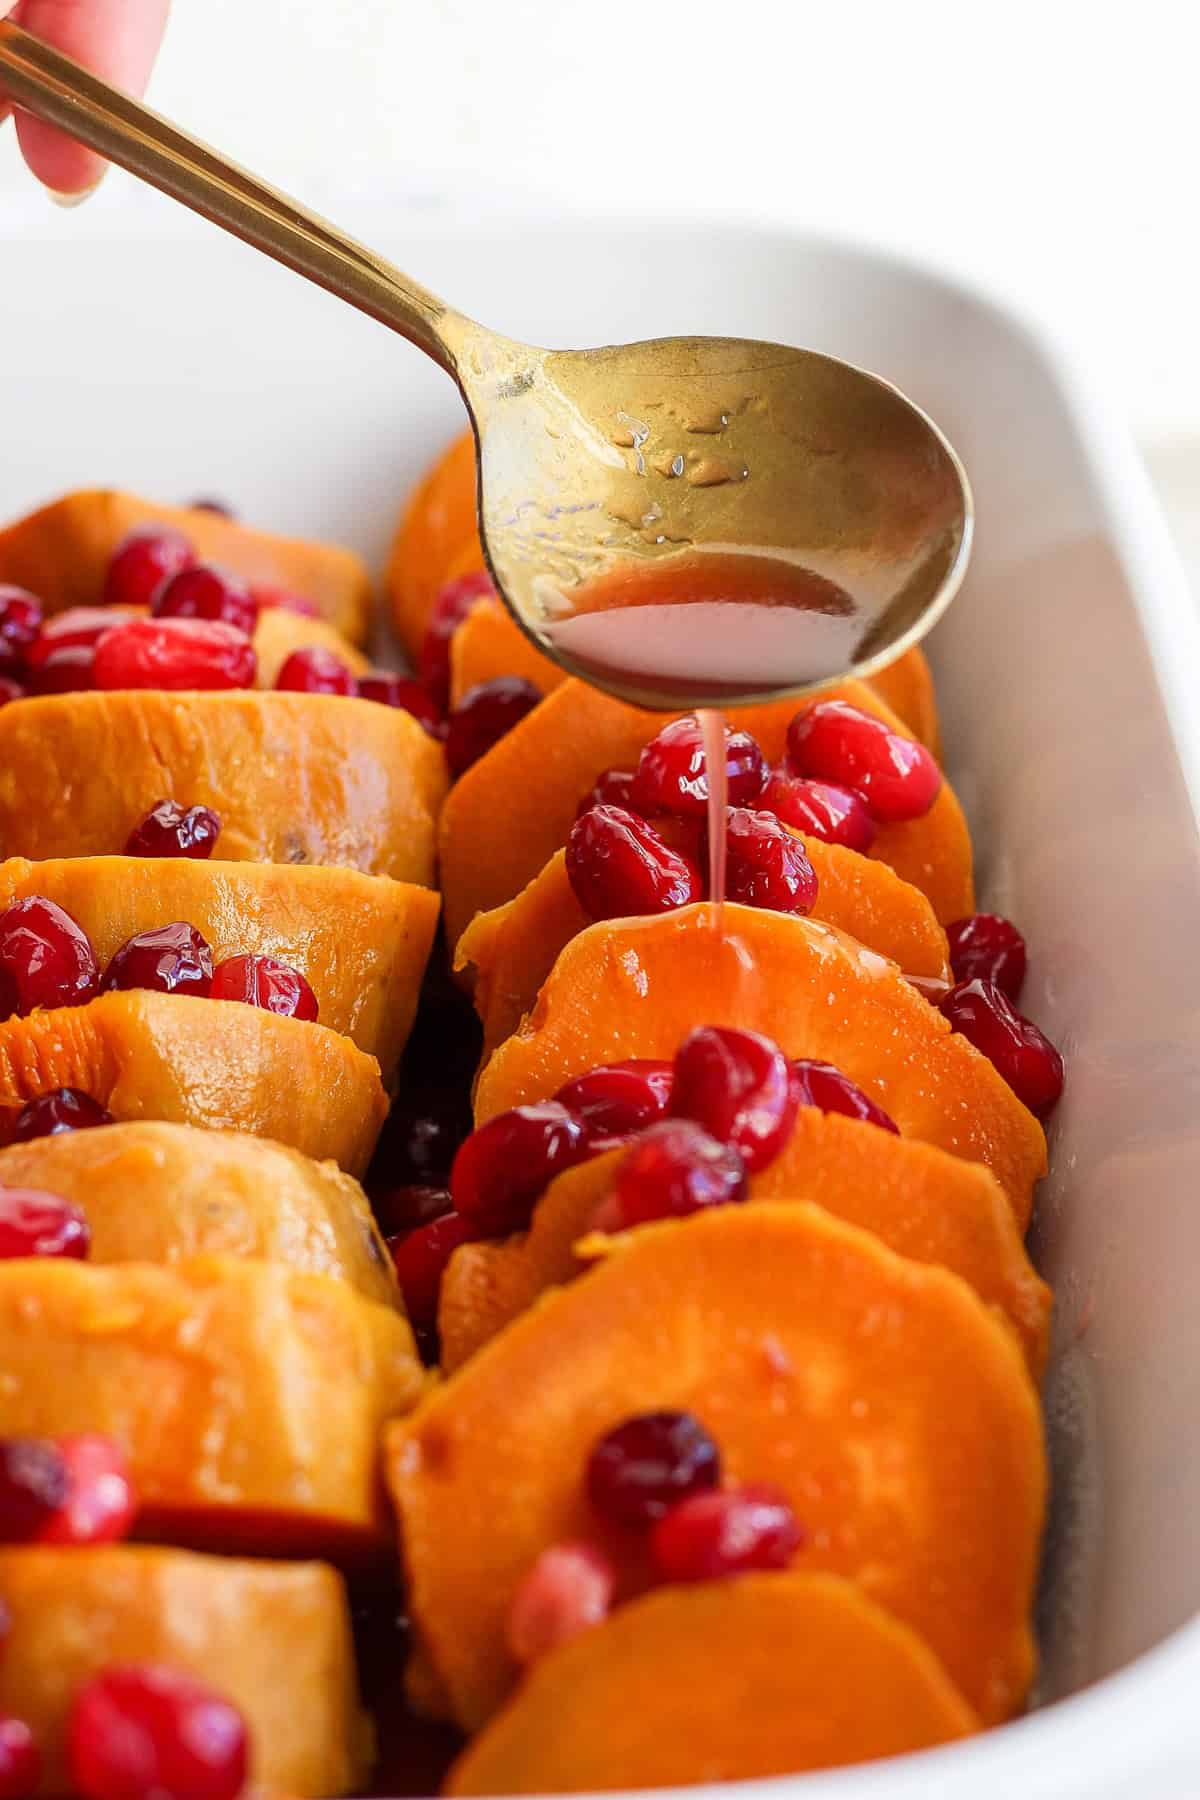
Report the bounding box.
[0,19,466,374]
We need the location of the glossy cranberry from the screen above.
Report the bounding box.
[0,1716,39,1800]
[68,1665,248,1800]
[790,1059,899,1134]
[508,1543,615,1664]
[760,768,876,852]
[275,645,357,696]
[373,1184,454,1239]
[940,979,1064,1118]
[38,1436,137,1546]
[0,1439,69,1541]
[93,619,256,692]
[445,677,541,776]
[249,584,319,618]
[27,607,141,667]
[0,896,100,1017]
[124,800,221,860]
[372,1086,471,1188]
[102,924,213,999]
[11,1091,113,1141]
[670,1026,798,1172]
[28,644,96,695]
[717,808,818,914]
[633,715,767,818]
[566,805,702,924]
[419,570,496,712]
[609,1119,747,1228]
[0,1188,89,1260]
[554,1061,674,1143]
[210,954,318,1021]
[587,1411,720,1527]
[0,678,23,709]
[576,766,643,821]
[451,1102,590,1238]
[152,565,258,637]
[388,1210,470,1329]
[651,1483,803,1582]
[103,526,196,610]
[787,699,941,822]
[356,673,441,733]
[0,588,43,672]
[947,913,1027,1002]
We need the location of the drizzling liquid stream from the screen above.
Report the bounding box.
[697,707,729,910]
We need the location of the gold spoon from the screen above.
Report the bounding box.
[0,20,972,710]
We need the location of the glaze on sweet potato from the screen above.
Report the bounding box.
[387,433,482,658]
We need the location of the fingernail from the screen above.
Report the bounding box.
[46,172,106,209]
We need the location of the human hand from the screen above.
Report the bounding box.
[1,0,169,199]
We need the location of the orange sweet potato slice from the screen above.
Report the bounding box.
[449,598,565,707]
[0,1122,397,1307]
[0,856,438,1084]
[457,842,949,1059]
[0,691,447,885]
[439,677,971,947]
[439,1109,1050,1375]
[864,645,942,759]
[474,905,1045,1222]
[387,432,482,658]
[0,991,388,1178]
[0,490,372,643]
[251,608,369,687]
[0,1545,373,1797]
[445,1572,976,1794]
[386,1203,1045,1728]
[0,1255,423,1560]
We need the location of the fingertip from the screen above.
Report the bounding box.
[14,109,107,195]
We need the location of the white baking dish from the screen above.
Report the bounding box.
[4,194,1199,1797]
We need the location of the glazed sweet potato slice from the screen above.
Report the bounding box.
[387,432,482,657]
[251,608,369,687]
[474,906,1045,1222]
[0,991,387,1178]
[0,1255,423,1560]
[0,1545,372,1797]
[387,1204,1045,1729]
[0,691,447,884]
[0,490,372,643]
[457,842,949,1057]
[439,677,970,947]
[438,1110,1050,1375]
[445,1573,976,1794]
[0,856,438,1083]
[0,1122,397,1306]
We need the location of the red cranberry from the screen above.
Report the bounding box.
[554,1061,674,1143]
[356,673,441,733]
[11,1091,113,1140]
[27,644,96,695]
[102,924,213,999]
[940,979,1064,1119]
[93,619,256,692]
[38,1435,137,1546]
[787,700,941,823]
[0,1439,69,1541]
[209,954,318,1021]
[0,588,43,672]
[0,678,23,708]
[372,1087,471,1187]
[651,1483,803,1582]
[124,801,221,860]
[576,766,643,820]
[68,1665,248,1800]
[0,1188,89,1260]
[716,808,818,914]
[947,913,1027,1002]
[0,896,100,1017]
[275,645,357,696]
[609,1120,747,1228]
[790,1060,899,1134]
[249,585,319,619]
[760,768,876,852]
[28,607,141,667]
[508,1543,615,1664]
[103,526,196,609]
[634,715,767,818]
[566,806,702,924]
[152,565,258,637]
[670,1026,798,1172]
[0,1716,39,1800]
[587,1411,721,1527]
[445,677,541,776]
[451,1102,590,1237]
[419,570,496,713]
[388,1210,470,1330]
[373,1184,454,1239]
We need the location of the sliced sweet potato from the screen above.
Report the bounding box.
[439,677,971,948]
[474,906,1045,1221]
[388,432,481,658]
[0,1545,372,1797]
[445,1572,976,1793]
[251,608,369,688]
[0,1122,397,1306]
[457,842,949,1058]
[449,597,565,707]
[0,1255,423,1560]
[439,1109,1050,1375]
[0,991,387,1178]
[0,856,438,1083]
[0,490,372,643]
[0,691,447,885]
[386,1203,1045,1728]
